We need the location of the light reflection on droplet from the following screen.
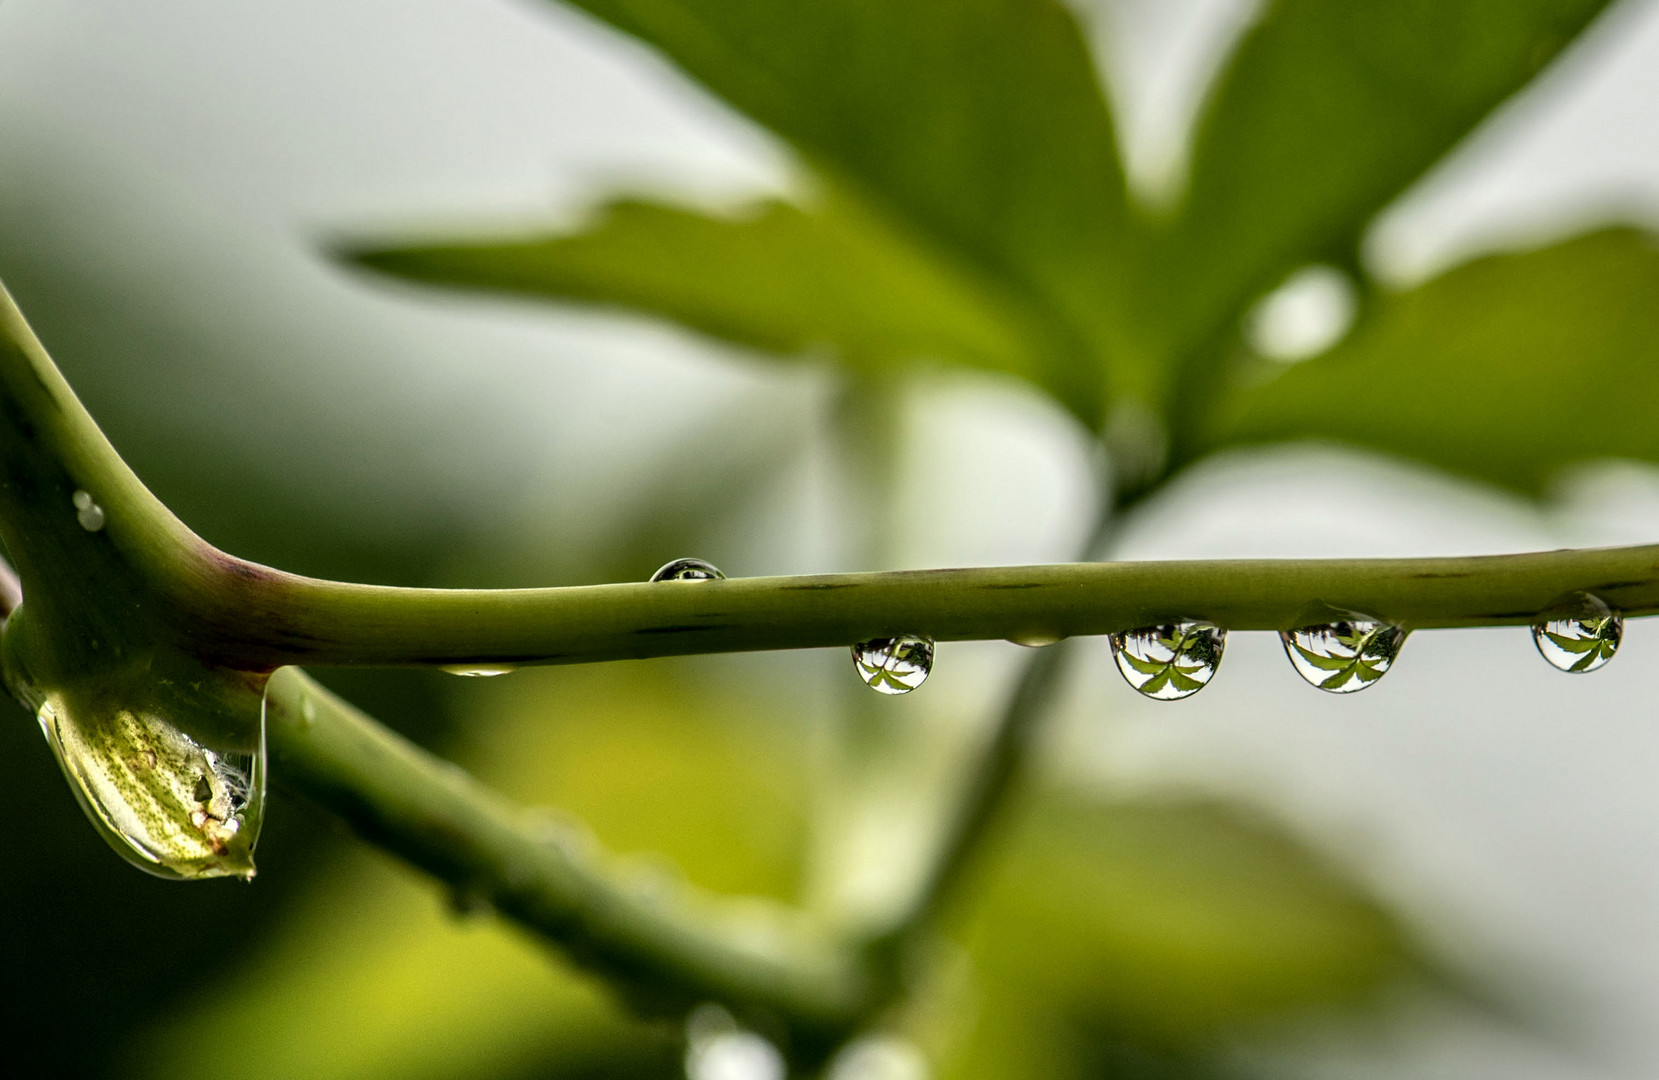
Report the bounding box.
[1109,621,1225,700]
[825,1035,930,1080]
[441,665,516,677]
[651,558,725,582]
[851,635,934,695]
[1281,615,1407,693]
[1008,632,1062,648]
[72,489,105,532]
[1533,593,1622,673]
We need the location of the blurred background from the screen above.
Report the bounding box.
[4,0,1659,1077]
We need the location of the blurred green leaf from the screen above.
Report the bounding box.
[1136,0,1612,403]
[931,791,1427,1077]
[1213,229,1659,494]
[350,195,1044,389]
[365,0,1131,424]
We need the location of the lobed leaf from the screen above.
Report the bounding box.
[349,194,1047,391]
[1213,229,1659,495]
[1133,0,1614,413]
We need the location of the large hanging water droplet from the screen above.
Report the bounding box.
[650,558,725,582]
[851,635,934,695]
[1109,621,1225,700]
[1532,593,1622,673]
[3,608,265,879]
[1281,615,1406,693]
[33,687,265,879]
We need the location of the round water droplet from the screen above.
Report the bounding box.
[1109,621,1225,700]
[650,558,725,582]
[1532,593,1622,673]
[851,635,934,695]
[72,489,105,532]
[440,664,516,677]
[1281,615,1406,693]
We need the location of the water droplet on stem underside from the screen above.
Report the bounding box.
[852,635,934,694]
[1282,615,1406,693]
[1110,621,1225,700]
[1533,593,1622,673]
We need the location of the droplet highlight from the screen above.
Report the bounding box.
[1008,632,1063,648]
[72,489,105,532]
[1532,593,1622,673]
[1109,621,1225,700]
[851,635,934,695]
[650,558,725,582]
[440,664,516,677]
[1281,615,1406,693]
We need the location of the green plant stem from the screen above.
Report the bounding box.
[191,544,1659,670]
[263,665,873,1039]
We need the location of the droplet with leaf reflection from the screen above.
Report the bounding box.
[1110,621,1226,700]
[1281,614,1406,693]
[852,635,934,694]
[1533,593,1622,673]
[650,558,725,582]
[2,607,265,879]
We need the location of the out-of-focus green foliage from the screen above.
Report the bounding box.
[354,194,1044,388]
[355,0,1132,424]
[1135,0,1611,391]
[137,665,1426,1080]
[353,0,1618,465]
[933,794,1415,1078]
[1216,229,1659,495]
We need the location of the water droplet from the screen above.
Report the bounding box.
[1281,615,1407,693]
[32,687,265,879]
[1008,632,1063,648]
[1532,593,1622,673]
[650,558,725,582]
[72,489,105,532]
[440,664,516,677]
[851,635,934,695]
[1109,621,1225,700]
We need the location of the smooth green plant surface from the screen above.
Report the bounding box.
[6,0,1659,1075]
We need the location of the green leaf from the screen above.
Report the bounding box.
[412,0,1130,423]
[932,792,1432,1076]
[1135,0,1612,405]
[350,195,1047,390]
[1213,229,1659,495]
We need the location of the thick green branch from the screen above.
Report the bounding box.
[263,666,874,1038]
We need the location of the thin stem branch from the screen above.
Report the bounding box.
[186,542,1659,670]
[263,666,874,1040]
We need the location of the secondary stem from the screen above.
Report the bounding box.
[263,666,874,1040]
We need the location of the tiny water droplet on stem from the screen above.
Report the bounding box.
[1110,621,1225,700]
[650,558,725,582]
[1532,593,1622,673]
[71,489,105,532]
[852,635,934,695]
[440,665,516,677]
[1281,615,1406,693]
